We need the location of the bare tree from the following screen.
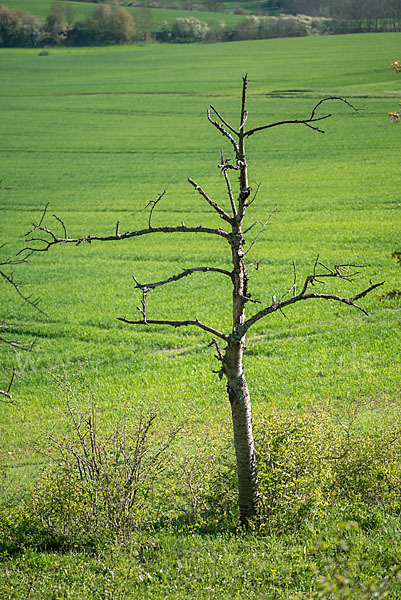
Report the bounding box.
[21,77,383,523]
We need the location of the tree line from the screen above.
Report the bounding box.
[275,0,401,31]
[1,0,401,48]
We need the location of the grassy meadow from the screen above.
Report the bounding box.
[1,33,401,597]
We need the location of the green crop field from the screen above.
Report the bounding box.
[1,34,401,598]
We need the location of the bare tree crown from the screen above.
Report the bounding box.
[22,76,382,345]
[21,76,383,522]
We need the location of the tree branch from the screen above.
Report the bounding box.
[0,257,47,316]
[117,316,229,341]
[20,216,230,254]
[132,266,233,291]
[244,207,278,256]
[244,97,359,138]
[187,178,233,224]
[145,190,166,229]
[240,263,384,335]
[209,105,239,137]
[0,368,16,402]
[207,109,240,159]
[219,151,237,218]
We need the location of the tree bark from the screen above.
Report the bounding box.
[224,335,258,523]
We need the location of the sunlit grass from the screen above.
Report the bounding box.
[0,35,401,597]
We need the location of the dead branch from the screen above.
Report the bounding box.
[145,190,166,229]
[240,268,384,335]
[0,368,16,402]
[245,260,261,272]
[20,219,229,254]
[117,316,228,341]
[219,151,237,218]
[0,256,47,316]
[207,109,240,159]
[18,215,229,255]
[132,266,233,291]
[244,207,278,256]
[1,250,44,401]
[209,105,239,137]
[188,178,233,224]
[208,338,225,379]
[244,97,359,137]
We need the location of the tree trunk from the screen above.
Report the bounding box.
[225,336,258,524]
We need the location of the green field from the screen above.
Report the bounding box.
[2,0,243,30]
[1,34,401,597]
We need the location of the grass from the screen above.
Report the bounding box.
[0,33,401,597]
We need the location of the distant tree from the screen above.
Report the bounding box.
[0,4,43,47]
[136,6,153,42]
[204,0,224,12]
[235,15,261,39]
[24,78,382,523]
[170,17,209,42]
[71,3,136,45]
[43,1,71,45]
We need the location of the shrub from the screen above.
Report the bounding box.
[264,14,309,37]
[235,14,324,41]
[255,408,336,529]
[0,390,180,551]
[42,1,71,46]
[254,402,401,531]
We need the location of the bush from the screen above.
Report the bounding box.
[254,402,401,531]
[0,390,180,551]
[42,1,71,46]
[235,15,261,40]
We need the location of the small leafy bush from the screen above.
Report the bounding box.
[255,408,336,529]
[0,389,180,551]
[254,402,401,531]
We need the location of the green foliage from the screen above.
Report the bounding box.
[255,404,401,530]
[256,408,336,529]
[292,521,401,600]
[0,389,180,551]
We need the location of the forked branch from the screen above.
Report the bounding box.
[21,209,229,254]
[188,178,233,224]
[0,255,47,316]
[241,262,384,335]
[244,97,360,137]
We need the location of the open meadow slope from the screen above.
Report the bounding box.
[1,33,400,444]
[0,32,401,598]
